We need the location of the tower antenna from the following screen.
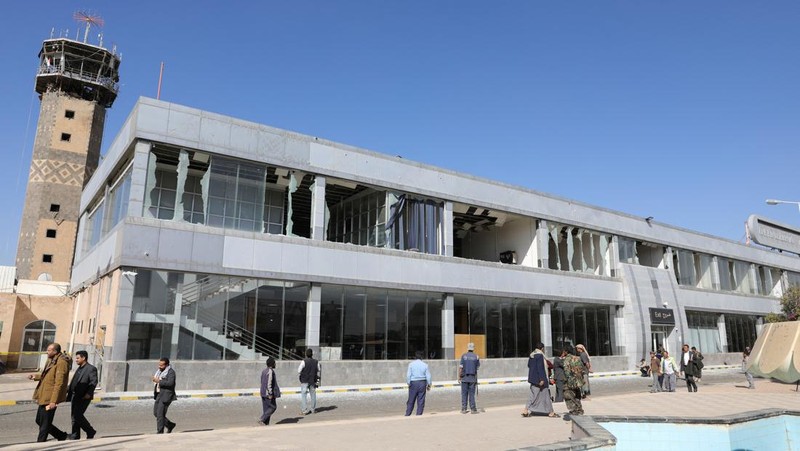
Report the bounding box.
[73,11,104,44]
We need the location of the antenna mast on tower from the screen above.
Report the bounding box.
[73,11,104,44]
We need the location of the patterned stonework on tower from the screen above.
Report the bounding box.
[15,37,120,282]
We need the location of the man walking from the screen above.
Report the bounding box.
[522,343,558,418]
[660,350,679,392]
[743,347,755,389]
[152,357,177,433]
[562,346,585,418]
[29,343,70,442]
[679,344,699,392]
[459,342,480,414]
[297,348,321,415]
[405,350,431,416]
[648,351,662,393]
[67,350,97,440]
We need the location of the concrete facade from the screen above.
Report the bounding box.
[62,98,799,390]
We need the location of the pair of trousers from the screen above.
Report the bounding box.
[563,387,583,415]
[153,400,174,433]
[405,380,427,415]
[300,383,317,413]
[745,371,755,388]
[651,372,662,392]
[36,405,66,442]
[685,374,697,392]
[582,375,591,397]
[71,398,95,438]
[663,373,677,392]
[461,381,477,411]
[260,396,277,424]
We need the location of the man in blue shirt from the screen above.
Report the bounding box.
[459,343,480,414]
[406,350,432,416]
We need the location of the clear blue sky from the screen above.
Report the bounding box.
[1,2,798,266]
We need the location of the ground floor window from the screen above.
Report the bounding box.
[126,323,172,360]
[551,303,612,356]
[686,311,722,353]
[454,296,542,358]
[724,314,758,353]
[322,285,443,360]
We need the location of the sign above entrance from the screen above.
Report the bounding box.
[747,214,800,255]
[649,308,675,326]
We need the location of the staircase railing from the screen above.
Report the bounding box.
[193,309,303,361]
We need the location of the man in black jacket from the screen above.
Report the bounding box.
[67,350,97,440]
[679,344,700,392]
[152,357,177,433]
[297,349,321,415]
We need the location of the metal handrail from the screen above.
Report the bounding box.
[36,65,119,92]
[192,309,302,361]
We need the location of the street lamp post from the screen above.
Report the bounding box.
[765,199,800,213]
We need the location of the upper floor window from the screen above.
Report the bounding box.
[64,110,75,119]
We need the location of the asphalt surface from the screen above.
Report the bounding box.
[0,369,745,447]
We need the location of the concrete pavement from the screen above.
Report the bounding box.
[3,370,798,450]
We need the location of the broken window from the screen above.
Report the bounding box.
[328,188,386,247]
[143,145,312,237]
[453,204,535,266]
[547,222,611,276]
[387,194,443,255]
[674,249,697,286]
[618,237,637,264]
[84,199,105,250]
[105,165,132,233]
[693,252,714,290]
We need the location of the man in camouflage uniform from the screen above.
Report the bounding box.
[561,346,585,417]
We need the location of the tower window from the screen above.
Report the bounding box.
[60,133,71,142]
[46,229,57,238]
[42,254,53,263]
[64,110,75,119]
[50,204,60,213]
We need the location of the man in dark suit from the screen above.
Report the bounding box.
[152,357,177,434]
[67,350,97,440]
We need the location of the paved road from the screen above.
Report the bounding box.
[0,369,745,447]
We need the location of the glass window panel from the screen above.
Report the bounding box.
[364,288,386,360]
[342,287,365,360]
[427,294,442,360]
[515,300,531,357]
[500,299,514,357]
[320,285,343,348]
[282,282,308,357]
[407,292,426,359]
[386,291,407,360]
[486,300,501,358]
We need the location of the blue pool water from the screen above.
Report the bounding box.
[600,415,800,451]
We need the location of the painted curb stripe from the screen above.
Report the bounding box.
[0,366,738,406]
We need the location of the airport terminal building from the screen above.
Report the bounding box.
[68,97,799,391]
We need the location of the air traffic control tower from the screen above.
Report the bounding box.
[16,23,121,283]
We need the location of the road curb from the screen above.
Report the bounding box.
[0,365,736,406]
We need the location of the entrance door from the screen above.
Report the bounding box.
[19,320,56,369]
[651,330,668,354]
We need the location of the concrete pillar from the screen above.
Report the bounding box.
[170,291,183,359]
[305,284,322,357]
[539,301,552,356]
[443,202,454,257]
[310,176,327,241]
[109,271,136,361]
[756,316,765,337]
[748,264,759,295]
[442,294,454,359]
[717,313,727,353]
[710,256,721,290]
[609,235,620,277]
[664,246,674,277]
[128,140,151,218]
[612,305,626,356]
[536,220,550,269]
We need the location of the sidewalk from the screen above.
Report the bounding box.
[4,368,794,450]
